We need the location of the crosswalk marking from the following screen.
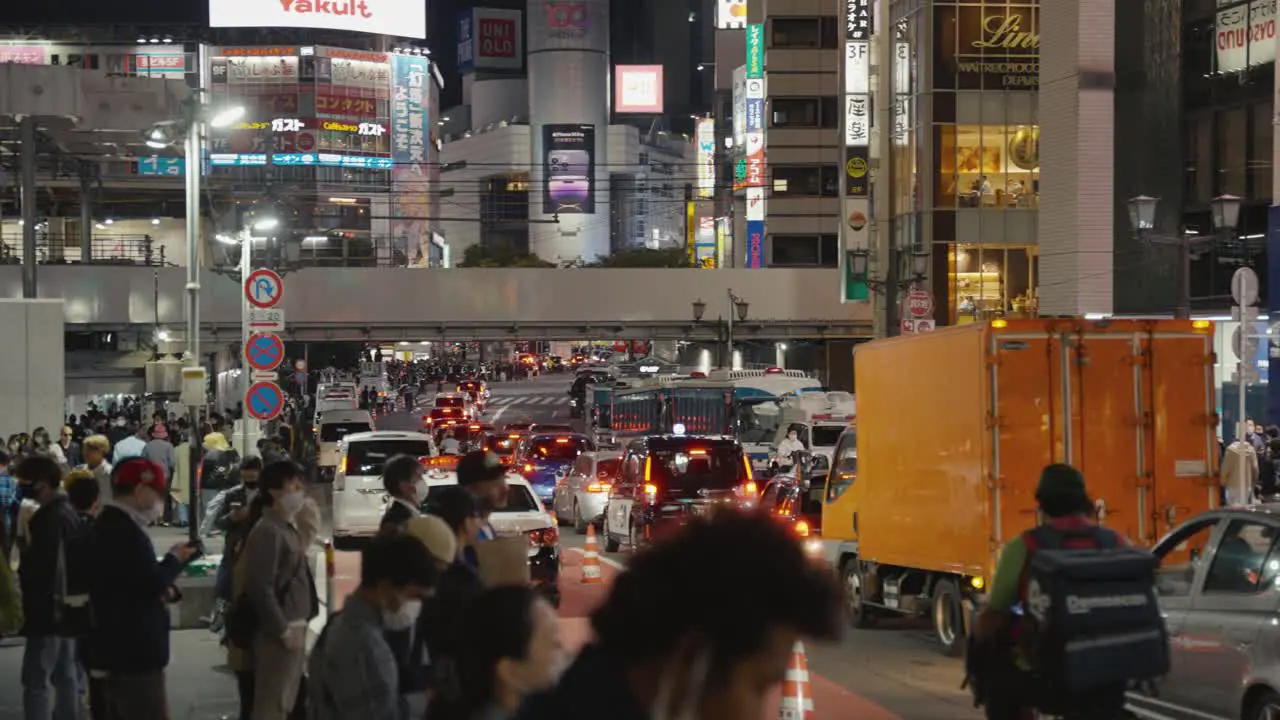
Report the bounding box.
[486,396,566,407]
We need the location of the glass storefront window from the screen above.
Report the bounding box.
[936,124,1039,209]
[947,244,1038,323]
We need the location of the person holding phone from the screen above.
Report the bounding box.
[85,457,200,720]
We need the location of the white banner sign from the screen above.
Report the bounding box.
[695,119,716,198]
[209,0,426,39]
[717,0,747,29]
[732,65,746,148]
[1215,0,1276,73]
[845,95,870,147]
[845,41,870,94]
[746,186,765,221]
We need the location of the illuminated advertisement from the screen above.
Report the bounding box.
[458,7,524,72]
[744,76,765,188]
[1216,0,1275,73]
[391,55,431,259]
[695,216,717,268]
[542,124,596,214]
[745,185,765,268]
[221,55,300,83]
[933,1,1038,90]
[732,65,746,149]
[209,0,426,39]
[844,0,871,199]
[745,22,766,269]
[695,118,716,198]
[614,65,664,113]
[0,45,46,64]
[715,216,729,268]
[717,0,746,29]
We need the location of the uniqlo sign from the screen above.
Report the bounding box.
[478,18,517,58]
[465,8,523,70]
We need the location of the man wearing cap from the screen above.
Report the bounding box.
[974,463,1123,720]
[85,457,200,720]
[455,450,508,542]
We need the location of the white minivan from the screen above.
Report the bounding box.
[317,409,374,476]
[332,430,437,548]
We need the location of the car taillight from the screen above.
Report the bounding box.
[528,527,559,547]
[643,483,659,499]
[524,463,534,473]
[795,520,811,537]
[744,481,757,495]
[586,482,611,493]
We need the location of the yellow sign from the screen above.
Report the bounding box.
[846,157,868,178]
[972,15,1039,51]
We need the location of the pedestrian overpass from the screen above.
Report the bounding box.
[0,266,873,342]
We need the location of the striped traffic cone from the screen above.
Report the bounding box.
[581,523,603,584]
[778,642,814,720]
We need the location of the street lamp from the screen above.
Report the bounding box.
[1127,194,1243,319]
[143,95,243,543]
[850,247,931,335]
[691,290,749,369]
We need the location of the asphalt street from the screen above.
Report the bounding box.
[0,373,978,719]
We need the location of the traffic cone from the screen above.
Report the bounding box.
[778,642,814,720]
[581,523,603,585]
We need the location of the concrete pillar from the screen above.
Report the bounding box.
[79,178,93,264]
[1037,0,1115,316]
[20,116,37,298]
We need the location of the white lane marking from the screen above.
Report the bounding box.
[489,405,508,425]
[565,546,626,571]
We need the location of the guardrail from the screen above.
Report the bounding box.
[0,235,169,266]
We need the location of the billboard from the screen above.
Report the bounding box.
[458,7,524,72]
[391,55,431,263]
[844,0,871,198]
[614,65,664,113]
[529,0,609,54]
[745,186,765,269]
[744,76,765,188]
[542,124,596,214]
[1215,0,1276,73]
[933,2,1038,89]
[746,24,765,78]
[209,0,426,39]
[717,0,747,29]
[695,119,716,198]
[732,65,746,148]
[0,45,46,64]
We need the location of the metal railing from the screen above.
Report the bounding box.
[0,235,169,266]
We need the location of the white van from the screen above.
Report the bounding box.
[317,409,374,471]
[316,382,360,414]
[332,430,437,548]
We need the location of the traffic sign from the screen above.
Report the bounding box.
[906,286,934,318]
[901,318,936,334]
[245,381,285,421]
[244,333,285,372]
[1232,267,1259,306]
[251,370,279,383]
[244,268,284,309]
[247,307,285,333]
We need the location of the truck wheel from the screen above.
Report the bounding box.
[842,560,875,629]
[931,578,965,657]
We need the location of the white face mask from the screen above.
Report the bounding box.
[280,490,305,517]
[383,598,422,631]
[413,479,429,505]
[244,487,258,503]
[141,502,163,525]
[651,648,710,720]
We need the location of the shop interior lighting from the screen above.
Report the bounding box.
[251,217,280,232]
[151,218,161,225]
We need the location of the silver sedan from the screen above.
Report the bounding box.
[551,451,621,533]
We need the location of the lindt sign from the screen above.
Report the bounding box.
[209,0,425,39]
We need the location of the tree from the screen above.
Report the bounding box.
[588,247,689,268]
[458,244,555,268]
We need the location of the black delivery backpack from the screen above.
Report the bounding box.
[1018,526,1170,715]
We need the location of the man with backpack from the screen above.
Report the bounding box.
[972,463,1168,720]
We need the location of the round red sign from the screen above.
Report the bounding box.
[296,132,315,152]
[906,287,934,318]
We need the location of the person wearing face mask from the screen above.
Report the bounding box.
[774,425,806,466]
[85,457,199,720]
[14,456,83,720]
[205,457,264,634]
[240,460,319,720]
[515,510,842,720]
[308,532,440,720]
[427,586,564,720]
[379,454,428,536]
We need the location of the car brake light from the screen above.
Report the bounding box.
[744,481,757,494]
[586,482,611,493]
[643,483,659,498]
[687,448,707,456]
[524,463,534,473]
[795,520,811,537]
[555,438,570,444]
[528,527,559,547]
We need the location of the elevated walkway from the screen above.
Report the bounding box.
[0,266,873,341]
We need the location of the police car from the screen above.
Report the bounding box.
[422,456,562,606]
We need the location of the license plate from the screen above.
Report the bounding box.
[690,504,710,517]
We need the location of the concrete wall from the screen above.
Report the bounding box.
[0,265,865,327]
[0,300,65,441]
[438,125,533,257]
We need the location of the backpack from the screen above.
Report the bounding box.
[55,515,95,637]
[1018,525,1170,716]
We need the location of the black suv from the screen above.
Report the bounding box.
[601,435,756,552]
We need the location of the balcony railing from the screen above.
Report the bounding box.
[0,235,169,266]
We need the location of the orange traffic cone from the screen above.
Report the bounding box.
[778,642,814,720]
[581,523,603,585]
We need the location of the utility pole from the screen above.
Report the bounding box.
[874,0,895,338]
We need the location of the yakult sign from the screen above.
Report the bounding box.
[1216,0,1277,73]
[209,0,425,39]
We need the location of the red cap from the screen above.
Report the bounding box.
[111,457,167,493]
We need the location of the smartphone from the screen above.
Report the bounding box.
[185,540,205,561]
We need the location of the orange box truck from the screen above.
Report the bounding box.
[821,318,1221,655]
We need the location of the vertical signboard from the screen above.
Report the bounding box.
[893,32,910,147]
[695,118,716,198]
[715,216,729,268]
[842,0,873,301]
[543,124,596,214]
[391,55,431,265]
[744,24,766,269]
[1267,37,1280,424]
[732,65,747,149]
[717,0,747,29]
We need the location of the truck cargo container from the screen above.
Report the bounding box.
[822,318,1221,655]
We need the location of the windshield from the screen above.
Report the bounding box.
[528,437,592,462]
[811,425,846,447]
[345,440,436,476]
[320,422,371,442]
[435,396,465,409]
[648,445,746,491]
[737,400,781,443]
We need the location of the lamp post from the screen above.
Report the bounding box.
[144,97,243,542]
[691,289,749,369]
[1127,193,1242,319]
[849,246,931,335]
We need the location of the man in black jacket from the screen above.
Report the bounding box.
[378,454,427,535]
[86,457,199,720]
[16,455,81,720]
